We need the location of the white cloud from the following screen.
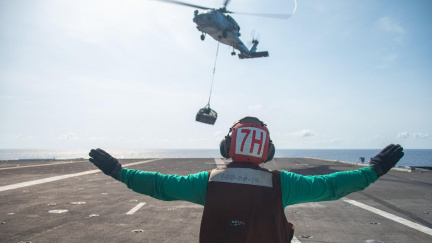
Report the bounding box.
[374,16,405,68]
[377,16,405,35]
[247,104,262,110]
[376,16,406,44]
[397,132,429,139]
[12,134,33,140]
[59,132,77,140]
[377,53,399,69]
[291,129,316,137]
[397,132,410,139]
[328,138,343,143]
[412,133,430,139]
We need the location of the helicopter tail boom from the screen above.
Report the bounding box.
[238,51,269,59]
[237,39,269,59]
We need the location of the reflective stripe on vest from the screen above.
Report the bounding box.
[209,168,273,188]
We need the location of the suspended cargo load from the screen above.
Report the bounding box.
[195,41,219,125]
[196,106,217,125]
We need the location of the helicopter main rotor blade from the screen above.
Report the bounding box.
[232,0,297,19]
[232,12,294,19]
[154,0,213,11]
[223,0,231,8]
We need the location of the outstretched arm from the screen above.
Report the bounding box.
[281,144,404,208]
[281,166,377,207]
[88,148,209,205]
[118,169,208,205]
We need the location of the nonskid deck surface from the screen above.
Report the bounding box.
[0,158,431,242]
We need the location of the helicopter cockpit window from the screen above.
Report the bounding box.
[226,15,240,31]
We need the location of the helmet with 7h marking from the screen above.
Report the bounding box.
[219,117,275,164]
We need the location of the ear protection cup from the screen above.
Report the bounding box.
[219,135,231,159]
[265,141,275,163]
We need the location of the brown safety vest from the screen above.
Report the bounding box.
[199,162,294,243]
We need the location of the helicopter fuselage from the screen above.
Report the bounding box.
[193,9,267,58]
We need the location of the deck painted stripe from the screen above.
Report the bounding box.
[292,236,301,243]
[0,160,87,171]
[214,158,226,167]
[344,199,432,236]
[126,202,146,215]
[0,159,161,192]
[0,170,99,192]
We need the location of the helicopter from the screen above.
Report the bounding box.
[155,0,295,59]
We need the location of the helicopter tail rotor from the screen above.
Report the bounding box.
[239,34,269,59]
[249,30,260,47]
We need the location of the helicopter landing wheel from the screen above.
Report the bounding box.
[231,51,236,56]
[200,34,205,41]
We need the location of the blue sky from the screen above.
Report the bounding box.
[0,0,431,150]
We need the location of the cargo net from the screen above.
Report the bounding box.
[196,105,217,125]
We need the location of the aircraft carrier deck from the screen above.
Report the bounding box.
[0,158,431,242]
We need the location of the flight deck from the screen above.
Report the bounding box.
[0,158,431,242]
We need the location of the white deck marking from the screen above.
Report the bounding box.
[126,202,146,215]
[0,160,87,171]
[0,170,99,192]
[292,236,302,243]
[344,199,432,236]
[214,158,226,167]
[0,159,162,192]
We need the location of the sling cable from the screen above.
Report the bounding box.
[195,39,220,125]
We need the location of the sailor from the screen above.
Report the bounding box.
[88,116,404,243]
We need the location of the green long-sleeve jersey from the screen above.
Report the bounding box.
[118,165,377,208]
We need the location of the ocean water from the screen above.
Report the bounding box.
[276,149,432,167]
[0,149,431,167]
